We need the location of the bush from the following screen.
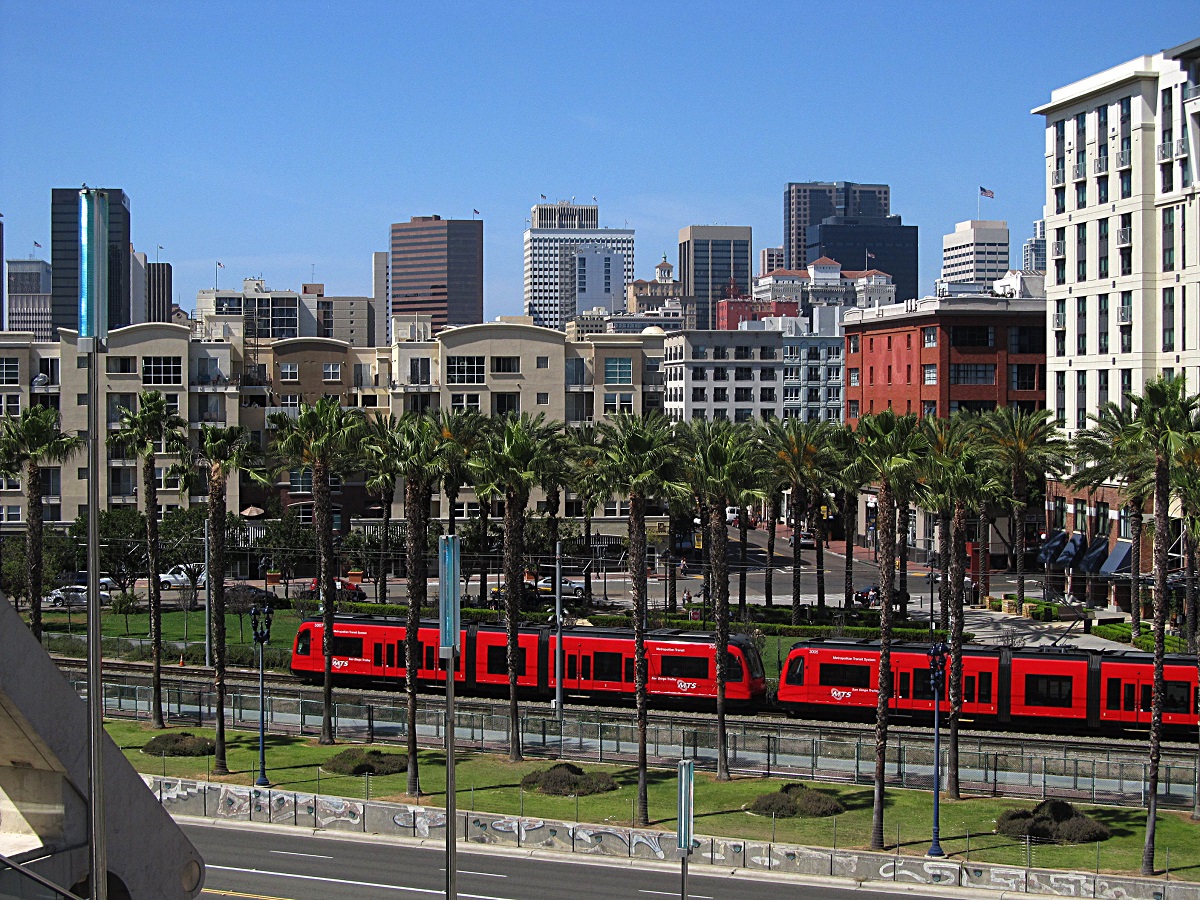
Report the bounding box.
[323,747,408,776]
[143,732,214,757]
[783,783,845,817]
[995,800,1110,843]
[750,791,797,817]
[521,762,617,796]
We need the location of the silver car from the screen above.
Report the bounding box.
[48,585,111,608]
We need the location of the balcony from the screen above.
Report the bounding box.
[190,373,232,390]
[190,411,226,428]
[1073,161,1087,180]
[264,406,300,427]
[1158,141,1175,162]
[1117,149,1131,168]
[1052,314,1067,330]
[1051,241,1066,258]
[1051,169,1066,187]
[1177,139,1189,158]
[1094,155,1109,174]
[1117,307,1133,325]
[1116,228,1132,247]
[1185,84,1200,102]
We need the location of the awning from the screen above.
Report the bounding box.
[1100,540,1133,575]
[1054,533,1086,567]
[1037,531,1069,565]
[1077,537,1111,574]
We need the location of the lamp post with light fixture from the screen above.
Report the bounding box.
[927,640,948,858]
[250,604,273,786]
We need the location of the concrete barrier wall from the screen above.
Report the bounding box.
[147,776,1196,900]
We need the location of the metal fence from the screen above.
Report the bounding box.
[83,679,1200,811]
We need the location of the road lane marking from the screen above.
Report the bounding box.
[268,850,334,859]
[206,866,511,900]
[203,891,292,900]
[441,868,506,878]
[639,892,712,899]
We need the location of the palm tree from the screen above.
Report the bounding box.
[0,406,84,642]
[1124,376,1200,876]
[856,409,927,851]
[982,408,1068,608]
[831,423,868,609]
[363,414,406,606]
[191,425,263,775]
[468,413,563,762]
[762,418,838,622]
[108,390,189,729]
[269,398,366,745]
[434,408,485,538]
[596,412,683,827]
[682,419,761,781]
[565,424,606,603]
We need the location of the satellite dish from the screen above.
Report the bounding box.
[32,373,48,387]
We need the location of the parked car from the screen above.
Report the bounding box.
[536,576,585,597]
[725,506,740,524]
[788,531,816,549]
[158,565,207,590]
[68,572,118,591]
[306,577,366,600]
[48,585,110,608]
[933,572,974,590]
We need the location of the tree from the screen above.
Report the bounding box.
[435,409,485,538]
[468,413,563,762]
[269,398,365,746]
[362,415,406,605]
[108,389,189,728]
[856,409,927,851]
[682,419,761,781]
[831,424,868,610]
[1123,377,1200,875]
[254,511,316,594]
[565,424,606,604]
[0,406,85,641]
[982,408,1067,608]
[596,412,683,827]
[190,425,264,774]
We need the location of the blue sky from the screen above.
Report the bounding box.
[1,3,1195,317]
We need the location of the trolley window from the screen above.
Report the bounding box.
[486,645,526,676]
[897,672,910,699]
[1106,677,1121,711]
[296,629,311,656]
[1124,683,1136,711]
[1024,674,1073,708]
[818,663,871,689]
[1141,684,1152,713]
[386,644,396,667]
[425,645,435,670]
[1165,681,1190,714]
[581,656,591,680]
[331,636,363,658]
[964,675,975,704]
[783,656,804,686]
[396,641,406,668]
[913,669,938,701]
[978,671,993,704]
[744,645,765,679]
[373,643,383,666]
[728,655,744,683]
[567,656,577,680]
[594,652,623,682]
[624,658,634,683]
[664,656,709,680]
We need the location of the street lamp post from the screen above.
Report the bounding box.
[250,604,273,787]
[927,640,947,858]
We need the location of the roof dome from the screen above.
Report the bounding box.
[641,325,666,335]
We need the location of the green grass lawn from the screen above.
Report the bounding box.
[39,608,304,652]
[108,719,1200,877]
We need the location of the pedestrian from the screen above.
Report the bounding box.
[683,589,692,606]
[679,559,688,577]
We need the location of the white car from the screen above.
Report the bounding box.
[789,531,816,549]
[536,577,585,597]
[725,506,740,524]
[159,565,207,590]
[48,585,111,608]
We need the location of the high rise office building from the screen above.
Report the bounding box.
[1022,219,1047,272]
[523,202,634,329]
[759,246,785,276]
[50,187,131,336]
[389,216,483,332]
[805,215,919,302]
[147,261,173,323]
[941,220,1011,283]
[570,243,626,315]
[677,225,752,330]
[6,259,52,340]
[372,251,389,344]
[783,181,890,269]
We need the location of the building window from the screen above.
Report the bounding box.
[1097,369,1109,409]
[1075,181,1087,210]
[948,364,995,385]
[1076,296,1087,356]
[712,346,728,360]
[1118,507,1131,539]
[848,400,860,418]
[289,468,313,494]
[603,392,633,414]
[1076,370,1087,429]
[536,392,549,405]
[692,387,707,402]
[1163,287,1175,352]
[2,395,19,416]
[692,367,707,381]
[491,356,521,374]
[565,358,586,385]
[1095,502,1110,536]
[0,359,18,386]
[734,387,752,402]
[950,326,994,348]
[1119,169,1132,199]
[409,357,431,385]
[1054,372,1066,425]
[450,393,480,411]
[1163,208,1175,272]
[604,357,633,384]
[921,400,937,418]
[847,335,859,354]
[446,356,485,384]
[4,506,20,523]
[106,356,135,375]
[1076,223,1087,282]
[1009,364,1037,391]
[141,356,182,385]
[1053,496,1067,531]
[155,467,180,491]
[923,364,937,385]
[280,363,298,381]
[1073,499,1088,534]
[322,362,341,382]
[712,387,728,403]
[1097,295,1109,354]
[536,356,549,369]
[1097,176,1109,204]
[1008,327,1046,355]
[712,367,728,381]
[824,386,840,403]
[281,394,300,409]
[922,327,937,348]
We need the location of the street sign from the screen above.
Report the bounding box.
[677,759,694,854]
[438,535,461,650]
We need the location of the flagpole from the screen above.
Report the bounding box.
[214,261,218,290]
[977,191,980,221]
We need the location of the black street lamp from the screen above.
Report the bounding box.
[927,640,947,858]
[250,604,273,787]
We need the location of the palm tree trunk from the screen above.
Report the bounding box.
[870,481,896,851]
[1130,502,1144,640]
[209,470,230,775]
[978,510,991,602]
[1013,473,1028,605]
[764,493,778,608]
[446,483,459,537]
[547,485,561,549]
[710,501,731,781]
[897,503,910,615]
[378,485,394,605]
[26,460,43,642]
[843,490,856,609]
[791,486,803,625]
[504,488,525,762]
[583,506,593,603]
[144,454,164,729]
[629,493,649,827]
[667,539,678,615]
[815,506,827,611]
[939,509,951,631]
[1141,460,1170,876]
[1185,527,1197,657]
[314,459,337,746]
[737,504,747,620]
[947,500,967,800]
[405,477,427,796]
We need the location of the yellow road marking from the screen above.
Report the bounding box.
[203,890,293,900]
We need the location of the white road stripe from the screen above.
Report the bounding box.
[639,892,713,899]
[206,865,511,900]
[268,850,334,859]
[441,868,506,878]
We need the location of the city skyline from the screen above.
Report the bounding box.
[0,3,1194,320]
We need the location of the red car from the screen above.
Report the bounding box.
[307,577,367,599]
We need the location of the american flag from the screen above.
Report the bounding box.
[473,209,480,215]
[979,186,995,199]
[33,241,41,248]
[216,261,225,269]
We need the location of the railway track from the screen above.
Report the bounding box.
[54,656,1198,762]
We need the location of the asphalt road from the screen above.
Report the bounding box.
[184,819,969,900]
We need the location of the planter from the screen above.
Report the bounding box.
[987,598,1002,612]
[266,571,281,585]
[1002,598,1020,615]
[1022,602,1038,619]
[346,569,364,586]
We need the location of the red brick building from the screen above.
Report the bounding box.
[715,298,800,330]
[843,295,1047,425]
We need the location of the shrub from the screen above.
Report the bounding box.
[521,762,616,796]
[323,747,408,776]
[995,800,1110,843]
[783,783,845,817]
[143,732,215,757]
[750,791,797,817]
[1033,799,1076,823]
[1055,815,1111,843]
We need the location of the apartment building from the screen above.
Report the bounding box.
[1033,37,1199,546]
[662,329,783,423]
[941,220,1011,284]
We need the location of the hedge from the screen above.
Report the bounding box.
[1093,623,1188,653]
[587,615,957,643]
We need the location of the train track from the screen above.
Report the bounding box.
[54,656,1198,761]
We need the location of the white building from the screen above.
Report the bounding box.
[759,246,784,276]
[1033,37,1199,439]
[523,202,634,330]
[572,243,626,315]
[5,259,52,340]
[663,329,784,424]
[941,220,1011,283]
[1022,219,1047,272]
